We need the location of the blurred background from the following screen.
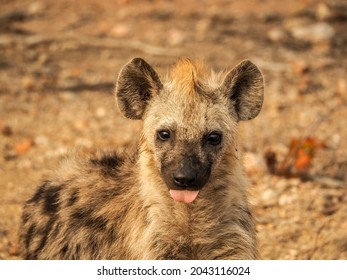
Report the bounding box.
[0,0,346,259]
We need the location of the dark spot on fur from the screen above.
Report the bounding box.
[50,222,62,239]
[61,244,68,257]
[71,207,109,231]
[85,216,108,231]
[97,185,122,201]
[163,244,193,260]
[67,190,79,206]
[337,238,347,252]
[213,246,243,260]
[91,154,122,169]
[106,227,118,246]
[26,252,38,260]
[89,237,98,255]
[25,224,36,249]
[33,219,55,256]
[75,244,81,256]
[27,182,62,215]
[27,183,47,203]
[43,186,62,215]
[22,211,30,225]
[91,154,124,176]
[71,207,94,224]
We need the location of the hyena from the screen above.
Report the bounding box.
[20,57,264,259]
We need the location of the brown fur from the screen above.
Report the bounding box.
[20,57,264,259]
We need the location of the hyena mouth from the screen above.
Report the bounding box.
[165,157,211,203]
[169,189,200,203]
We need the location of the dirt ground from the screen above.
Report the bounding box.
[1,0,347,260]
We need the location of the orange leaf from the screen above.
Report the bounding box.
[294,151,311,172]
[15,139,35,155]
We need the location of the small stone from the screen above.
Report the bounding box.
[75,138,93,148]
[74,120,89,131]
[316,3,331,21]
[34,135,49,146]
[1,125,13,136]
[22,76,36,91]
[267,27,287,42]
[28,1,45,16]
[276,178,291,191]
[95,107,107,118]
[167,29,186,46]
[291,60,309,75]
[45,147,68,158]
[195,18,211,40]
[59,91,76,101]
[336,79,346,99]
[110,24,130,38]
[290,22,335,43]
[243,152,266,175]
[37,53,49,66]
[260,188,279,207]
[98,20,111,36]
[279,193,296,206]
[0,35,13,47]
[18,159,33,169]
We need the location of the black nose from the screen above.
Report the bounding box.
[172,168,198,188]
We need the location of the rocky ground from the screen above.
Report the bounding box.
[1,0,347,259]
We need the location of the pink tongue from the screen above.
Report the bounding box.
[169,190,199,203]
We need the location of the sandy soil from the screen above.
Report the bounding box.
[1,0,347,259]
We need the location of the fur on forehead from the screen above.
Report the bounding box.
[165,58,223,99]
[141,58,234,141]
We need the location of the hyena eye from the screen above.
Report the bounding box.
[206,132,222,146]
[157,130,171,141]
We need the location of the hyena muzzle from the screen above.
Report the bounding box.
[20,57,264,259]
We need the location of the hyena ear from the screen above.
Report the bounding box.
[221,60,264,121]
[115,58,163,120]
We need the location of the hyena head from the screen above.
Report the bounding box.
[116,58,264,203]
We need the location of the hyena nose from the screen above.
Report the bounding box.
[172,169,198,188]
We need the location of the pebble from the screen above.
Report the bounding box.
[110,24,131,38]
[74,120,89,131]
[260,187,279,207]
[1,125,13,136]
[167,28,186,46]
[279,192,297,206]
[45,147,68,159]
[290,22,335,43]
[316,2,347,21]
[267,27,287,43]
[74,138,93,148]
[34,135,49,146]
[95,107,107,118]
[291,59,309,75]
[18,159,33,169]
[21,76,36,91]
[28,1,45,16]
[0,35,13,47]
[243,152,267,175]
[336,79,346,97]
[59,91,76,101]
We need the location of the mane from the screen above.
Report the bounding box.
[169,58,207,96]
[168,58,225,98]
